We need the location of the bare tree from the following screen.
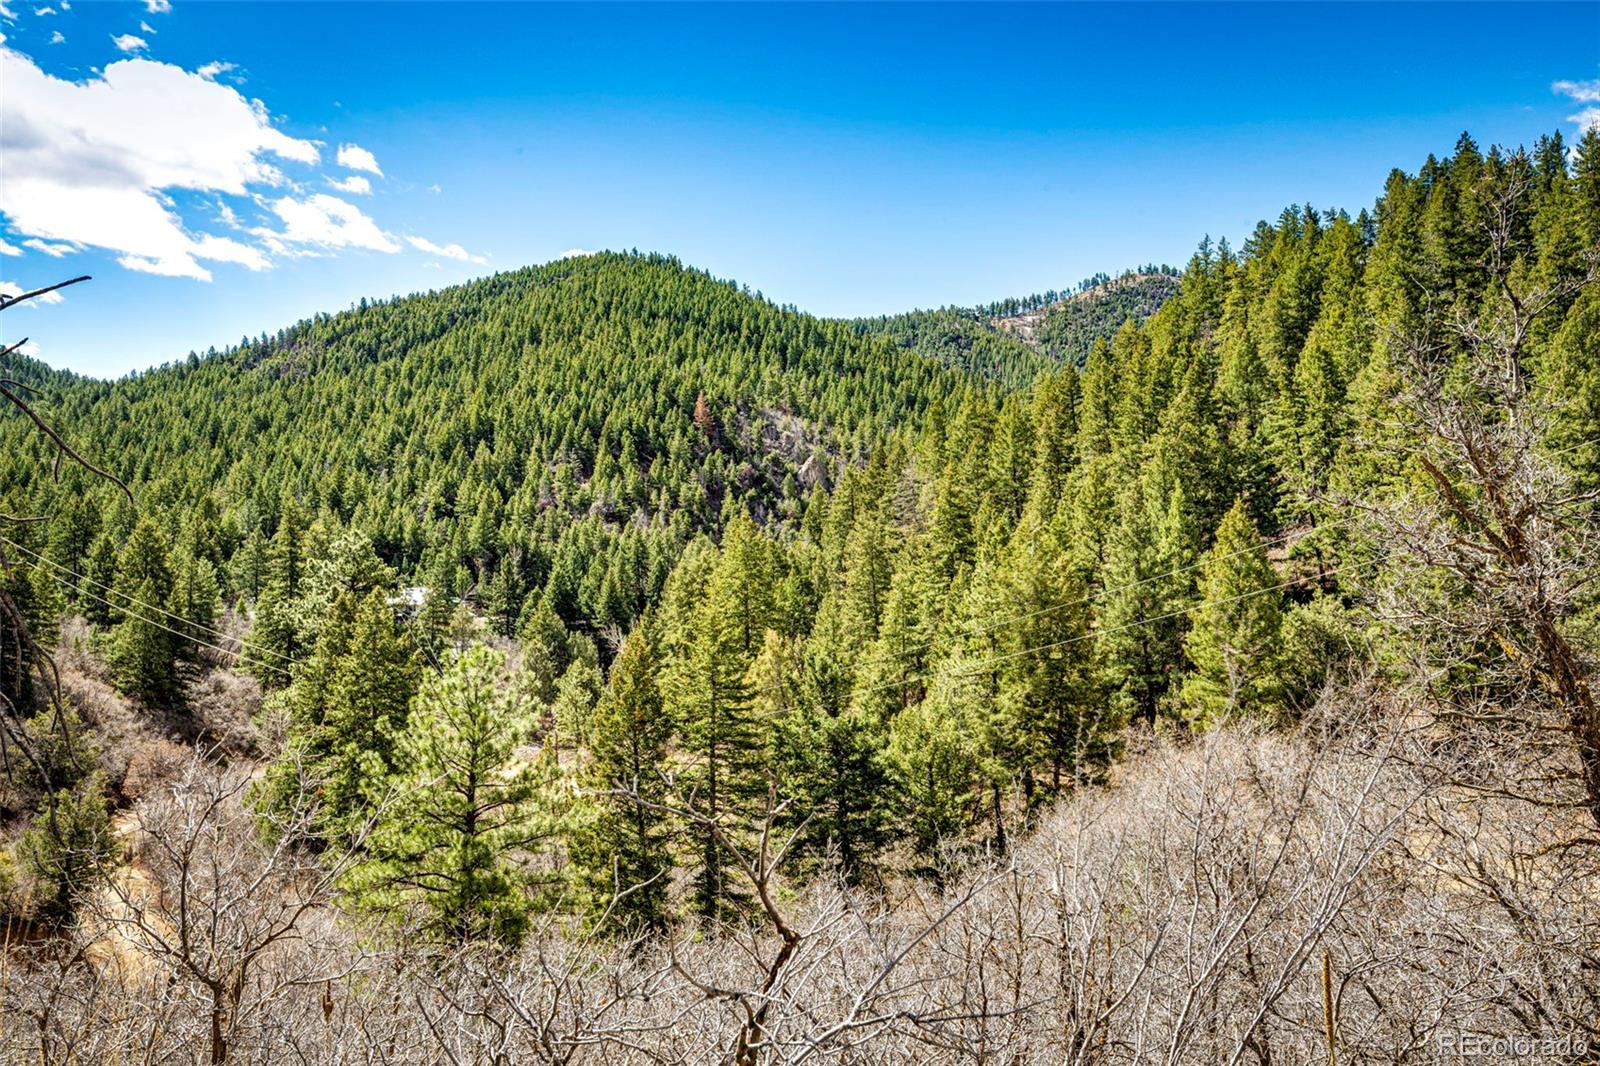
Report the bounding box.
[1358,160,1600,831]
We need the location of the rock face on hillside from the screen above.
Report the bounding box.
[855,270,1181,385]
[993,272,1181,364]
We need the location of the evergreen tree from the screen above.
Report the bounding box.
[666,532,766,920]
[994,511,1105,797]
[573,613,674,932]
[758,631,893,880]
[251,495,310,680]
[352,645,569,945]
[82,532,120,627]
[1180,498,1285,725]
[17,774,113,922]
[1098,475,1197,724]
[109,517,181,705]
[885,664,979,866]
[551,657,604,753]
[318,589,421,829]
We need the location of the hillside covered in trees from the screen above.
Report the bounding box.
[1,126,1599,1062]
[853,267,1181,386]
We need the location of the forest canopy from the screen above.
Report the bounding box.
[1,126,1598,1063]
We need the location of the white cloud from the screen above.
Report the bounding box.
[33,6,55,15]
[48,29,61,43]
[139,20,155,33]
[560,248,598,259]
[14,340,40,357]
[405,234,485,264]
[144,0,170,12]
[335,143,382,175]
[1554,79,1600,141]
[111,34,146,53]
[23,237,75,256]
[0,44,318,279]
[1554,79,1600,104]
[0,3,16,20]
[0,238,20,255]
[427,183,442,194]
[196,59,234,80]
[326,174,371,195]
[265,193,398,252]
[1,279,65,304]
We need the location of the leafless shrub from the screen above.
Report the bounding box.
[119,736,190,802]
[6,700,1594,1064]
[182,668,263,757]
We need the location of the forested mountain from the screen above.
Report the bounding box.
[1022,270,1182,362]
[855,268,1180,386]
[2,127,1600,1062]
[1,253,999,642]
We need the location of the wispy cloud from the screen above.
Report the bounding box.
[405,235,486,264]
[144,0,170,12]
[1554,78,1600,139]
[196,59,235,80]
[263,193,399,253]
[23,238,77,256]
[326,174,372,196]
[112,33,147,53]
[1553,79,1600,103]
[336,143,382,175]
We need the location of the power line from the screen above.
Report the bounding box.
[0,532,296,666]
[24,562,294,681]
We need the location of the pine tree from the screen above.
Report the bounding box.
[666,531,766,920]
[573,613,674,932]
[170,550,220,663]
[760,631,892,880]
[1180,498,1285,726]
[317,589,421,830]
[1098,475,1197,725]
[251,496,310,681]
[83,532,120,627]
[109,517,181,705]
[516,593,572,706]
[229,528,267,603]
[17,774,113,922]
[551,657,604,753]
[994,511,1104,798]
[352,645,569,945]
[885,664,978,866]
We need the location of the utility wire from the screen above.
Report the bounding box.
[23,563,294,681]
[0,532,297,666]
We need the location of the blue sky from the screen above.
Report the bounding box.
[1,2,1597,378]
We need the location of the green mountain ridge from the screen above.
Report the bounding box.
[852,269,1181,387]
